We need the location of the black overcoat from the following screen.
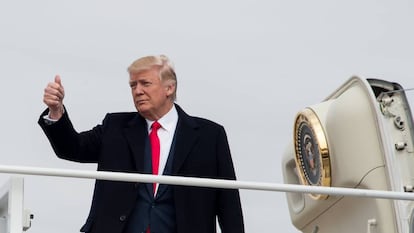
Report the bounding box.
[38,104,244,233]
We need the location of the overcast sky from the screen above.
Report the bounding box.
[1,1,414,232]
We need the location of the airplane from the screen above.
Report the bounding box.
[282,76,414,233]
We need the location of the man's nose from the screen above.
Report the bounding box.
[133,84,144,95]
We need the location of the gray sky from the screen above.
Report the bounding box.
[1,1,414,232]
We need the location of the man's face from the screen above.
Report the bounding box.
[129,68,173,120]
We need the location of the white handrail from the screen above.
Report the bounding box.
[0,165,413,201]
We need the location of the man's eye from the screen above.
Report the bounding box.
[143,82,151,86]
[129,83,137,88]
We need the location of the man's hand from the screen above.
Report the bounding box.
[43,75,65,120]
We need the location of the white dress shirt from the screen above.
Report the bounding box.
[145,105,178,193]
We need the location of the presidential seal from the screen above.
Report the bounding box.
[294,108,331,200]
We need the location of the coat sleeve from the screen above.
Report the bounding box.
[38,107,104,163]
[216,126,245,233]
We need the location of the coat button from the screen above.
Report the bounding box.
[119,215,127,221]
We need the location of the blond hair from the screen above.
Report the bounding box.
[128,55,177,100]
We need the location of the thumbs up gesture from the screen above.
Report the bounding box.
[43,75,65,120]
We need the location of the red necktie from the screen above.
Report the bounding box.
[147,121,161,233]
[149,121,161,194]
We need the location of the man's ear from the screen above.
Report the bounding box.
[165,82,176,96]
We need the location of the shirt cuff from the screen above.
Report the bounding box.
[42,114,58,125]
[42,108,65,125]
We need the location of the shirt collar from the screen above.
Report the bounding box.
[146,105,178,132]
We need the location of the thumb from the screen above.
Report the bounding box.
[54,75,62,86]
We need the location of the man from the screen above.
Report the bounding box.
[38,55,245,233]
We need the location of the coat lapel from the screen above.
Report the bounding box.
[172,105,199,174]
[124,114,155,197]
[123,114,148,173]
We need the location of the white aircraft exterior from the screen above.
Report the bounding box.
[282,76,414,233]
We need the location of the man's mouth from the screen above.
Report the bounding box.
[136,100,148,105]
